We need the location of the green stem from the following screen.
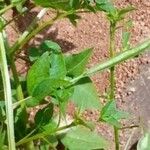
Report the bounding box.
[109,23,115,100]
[9,58,35,150]
[0,32,16,150]
[13,96,31,109]
[9,55,24,102]
[2,29,25,104]
[4,30,35,149]
[9,8,48,55]
[70,38,150,84]
[9,10,75,55]
[16,122,76,146]
[86,39,150,76]
[114,127,119,150]
[109,22,119,150]
[2,28,34,150]
[0,4,13,15]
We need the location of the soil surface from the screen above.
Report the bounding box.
[4,0,150,149]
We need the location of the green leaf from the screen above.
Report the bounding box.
[0,1,5,10]
[0,130,7,150]
[100,100,129,128]
[122,31,130,50]
[27,52,50,95]
[32,79,70,100]
[39,135,58,150]
[61,126,108,150]
[71,77,100,111]
[0,101,5,122]
[14,107,28,141]
[67,14,81,26]
[11,0,26,13]
[118,6,136,17]
[27,78,70,107]
[69,0,80,9]
[27,51,70,107]
[28,47,42,62]
[35,103,54,127]
[29,40,61,62]
[33,0,70,10]
[53,87,74,103]
[49,53,66,79]
[81,0,96,12]
[65,48,92,77]
[53,87,74,115]
[40,40,61,53]
[40,120,57,133]
[137,132,150,150]
[11,0,23,5]
[74,115,95,130]
[95,0,116,14]
[125,20,133,29]
[0,72,4,100]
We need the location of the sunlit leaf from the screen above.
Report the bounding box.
[100,100,129,128]
[71,77,100,111]
[61,126,108,150]
[27,52,50,95]
[33,0,70,10]
[65,48,92,77]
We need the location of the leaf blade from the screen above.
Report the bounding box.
[65,48,92,77]
[71,77,101,111]
[61,126,108,150]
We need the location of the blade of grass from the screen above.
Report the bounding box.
[3,29,35,150]
[0,32,16,150]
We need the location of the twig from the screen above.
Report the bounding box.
[120,125,139,130]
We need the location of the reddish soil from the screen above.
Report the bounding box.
[4,0,150,149]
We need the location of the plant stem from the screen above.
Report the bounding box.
[13,96,31,109]
[114,127,119,150]
[9,55,25,103]
[9,10,74,55]
[16,122,76,146]
[9,8,48,55]
[2,28,35,150]
[0,4,13,15]
[9,57,35,150]
[0,32,16,150]
[109,22,119,150]
[3,31,35,150]
[70,39,150,84]
[109,23,116,100]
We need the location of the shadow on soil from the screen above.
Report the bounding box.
[13,8,76,53]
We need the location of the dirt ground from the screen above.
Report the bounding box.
[4,0,150,149]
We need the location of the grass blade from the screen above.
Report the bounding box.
[0,32,16,150]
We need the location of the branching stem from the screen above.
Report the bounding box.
[16,122,76,146]
[109,22,119,150]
